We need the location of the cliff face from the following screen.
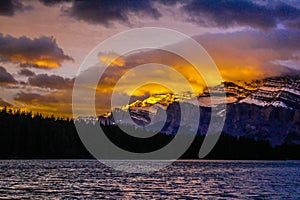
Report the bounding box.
[240,76,300,109]
[155,102,300,145]
[223,103,300,145]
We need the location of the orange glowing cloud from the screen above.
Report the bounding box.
[99,52,125,67]
[11,55,61,68]
[0,34,73,69]
[195,29,300,81]
[130,84,173,97]
[92,28,300,106]
[112,49,209,95]
[13,90,74,118]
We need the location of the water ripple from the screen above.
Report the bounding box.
[0,160,299,199]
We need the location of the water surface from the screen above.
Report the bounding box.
[0,160,299,199]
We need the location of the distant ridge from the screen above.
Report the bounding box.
[93,75,300,145]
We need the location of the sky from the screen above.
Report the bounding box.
[0,0,300,117]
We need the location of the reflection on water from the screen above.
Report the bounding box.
[0,160,299,199]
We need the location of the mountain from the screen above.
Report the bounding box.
[125,93,180,108]
[96,75,300,145]
[198,80,261,107]
[240,76,300,109]
[74,116,98,124]
[224,103,300,145]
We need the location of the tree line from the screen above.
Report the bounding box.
[0,107,299,159]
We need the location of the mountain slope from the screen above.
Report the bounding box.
[97,75,300,145]
[240,76,300,109]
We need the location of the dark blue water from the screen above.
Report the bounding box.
[0,160,299,199]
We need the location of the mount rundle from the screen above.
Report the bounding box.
[89,76,300,145]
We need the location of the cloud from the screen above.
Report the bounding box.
[194,28,300,80]
[39,0,72,6]
[18,69,35,77]
[13,89,74,117]
[39,0,300,30]
[181,0,300,30]
[62,0,161,27]
[0,98,11,107]
[98,52,125,67]
[0,66,17,85]
[81,28,300,98]
[272,59,300,71]
[76,48,207,99]
[0,34,73,69]
[0,0,23,16]
[14,92,58,105]
[28,74,74,89]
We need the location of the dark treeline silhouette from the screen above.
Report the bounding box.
[0,107,91,159]
[0,107,299,160]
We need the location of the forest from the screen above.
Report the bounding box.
[0,107,299,160]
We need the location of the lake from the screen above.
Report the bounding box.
[0,160,299,199]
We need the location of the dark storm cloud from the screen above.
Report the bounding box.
[39,0,300,30]
[0,0,23,16]
[0,98,11,107]
[18,69,35,77]
[182,0,300,29]
[0,66,17,84]
[39,0,72,6]
[0,34,73,69]
[14,92,58,104]
[28,74,74,89]
[63,0,162,27]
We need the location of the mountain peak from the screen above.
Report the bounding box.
[124,93,191,109]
